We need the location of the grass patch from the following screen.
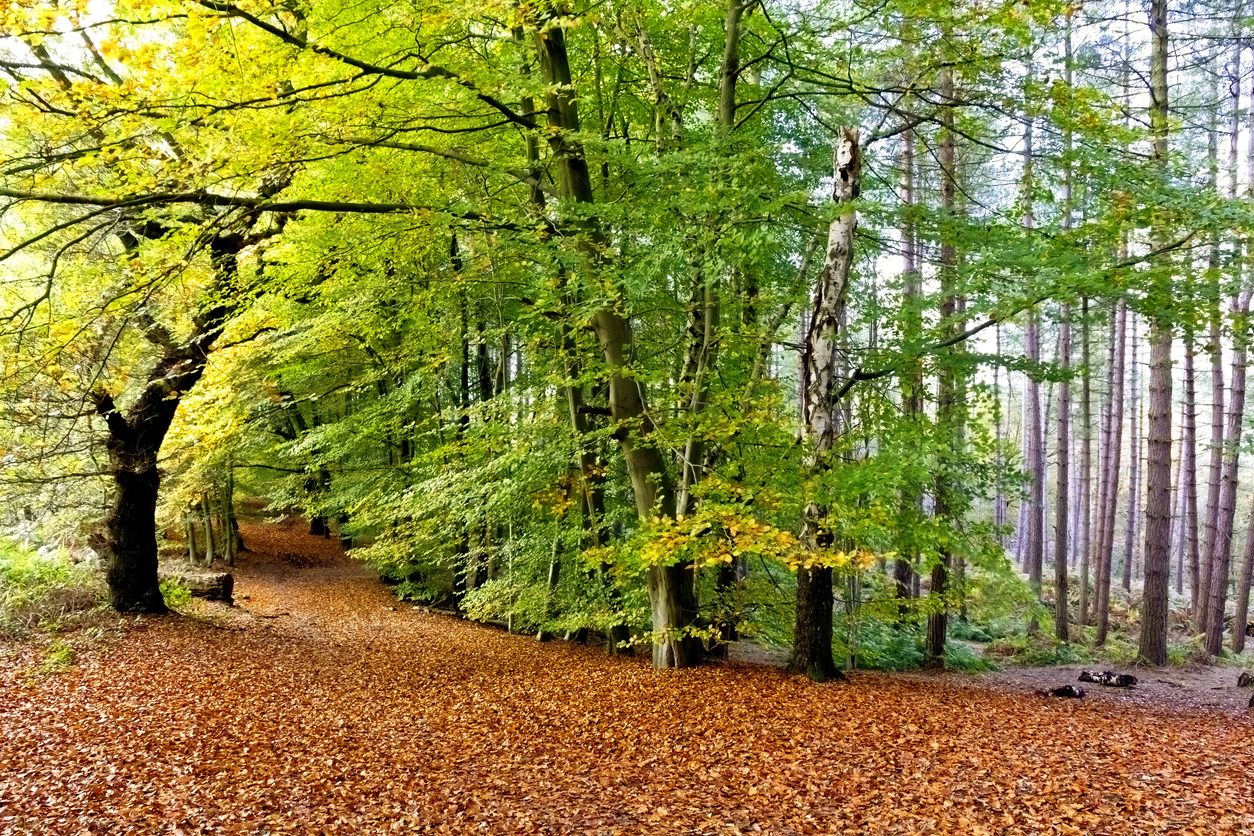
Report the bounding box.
[38,639,75,674]
[945,640,1001,673]
[986,633,1092,666]
[0,540,108,639]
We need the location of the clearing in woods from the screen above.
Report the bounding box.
[1,517,1252,835]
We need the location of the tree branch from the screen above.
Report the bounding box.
[197,0,537,129]
[0,188,522,230]
[336,136,554,196]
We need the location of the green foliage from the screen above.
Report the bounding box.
[37,639,75,675]
[159,578,194,610]
[949,619,995,643]
[986,634,1091,667]
[944,641,1001,673]
[0,0,1239,670]
[0,540,104,638]
[1167,635,1209,666]
[840,620,926,672]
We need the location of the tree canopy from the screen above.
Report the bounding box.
[4,0,1254,671]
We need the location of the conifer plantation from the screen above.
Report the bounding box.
[4,0,1254,831]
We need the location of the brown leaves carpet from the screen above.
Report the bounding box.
[2,518,1252,835]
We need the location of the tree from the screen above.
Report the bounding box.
[789,129,860,683]
[1137,0,1175,667]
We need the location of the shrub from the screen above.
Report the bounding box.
[159,578,194,609]
[0,540,105,638]
[986,633,1091,666]
[944,640,1000,673]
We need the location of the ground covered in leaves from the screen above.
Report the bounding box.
[2,519,1253,835]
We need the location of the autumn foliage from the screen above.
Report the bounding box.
[1,522,1252,835]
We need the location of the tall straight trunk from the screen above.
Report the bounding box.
[896,123,922,612]
[1138,0,1174,666]
[1021,108,1044,616]
[1054,306,1072,642]
[994,327,1008,549]
[1054,22,1075,641]
[1122,315,1141,591]
[1184,332,1201,614]
[201,494,217,567]
[790,128,861,683]
[1200,292,1226,636]
[1024,311,1045,606]
[185,511,199,566]
[1199,41,1233,638]
[1234,497,1254,652]
[1096,299,1126,645]
[1205,289,1251,656]
[677,0,739,520]
[222,459,242,564]
[1169,434,1183,593]
[1079,298,1093,628]
[1232,45,1254,654]
[926,59,959,667]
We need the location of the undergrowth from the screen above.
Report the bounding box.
[0,539,108,640]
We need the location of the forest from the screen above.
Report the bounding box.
[2,0,1254,679]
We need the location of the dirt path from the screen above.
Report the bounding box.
[2,519,1253,835]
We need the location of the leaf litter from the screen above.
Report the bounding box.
[1,517,1252,835]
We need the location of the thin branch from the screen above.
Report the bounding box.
[0,188,523,230]
[336,136,554,196]
[197,0,537,129]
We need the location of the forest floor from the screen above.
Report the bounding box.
[2,518,1253,835]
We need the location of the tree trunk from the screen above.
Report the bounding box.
[1024,309,1045,615]
[1096,299,1126,645]
[1184,330,1200,616]
[529,10,700,668]
[1200,297,1226,637]
[791,565,838,681]
[897,123,922,615]
[1137,0,1173,666]
[91,231,236,611]
[1233,43,1254,655]
[201,494,217,567]
[1205,289,1251,656]
[1055,306,1072,642]
[1122,314,1141,591]
[1233,494,1254,653]
[788,128,860,683]
[926,58,959,668]
[1170,433,1184,594]
[1198,38,1234,639]
[1080,299,1092,628]
[185,512,198,565]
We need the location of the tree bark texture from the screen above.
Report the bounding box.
[1205,290,1250,656]
[1183,338,1200,612]
[789,128,860,683]
[1095,299,1126,645]
[927,60,959,668]
[1054,307,1071,642]
[1122,315,1141,591]
[1137,0,1173,666]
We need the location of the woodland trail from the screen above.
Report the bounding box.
[2,519,1254,835]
